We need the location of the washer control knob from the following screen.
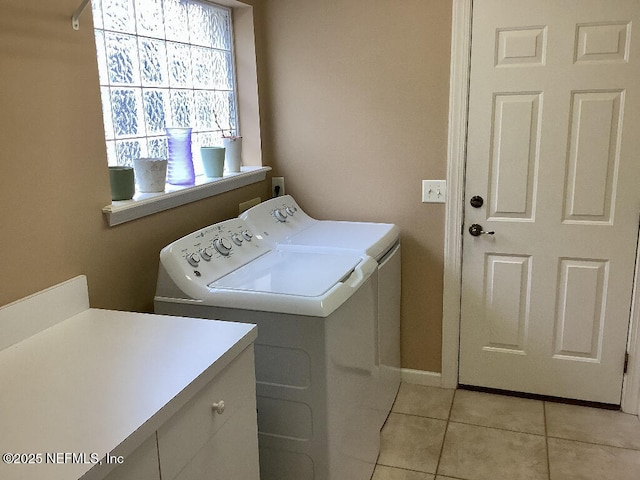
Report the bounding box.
[274,209,287,222]
[186,252,201,267]
[285,206,297,216]
[213,238,233,256]
[242,230,253,241]
[200,247,213,261]
[231,233,243,246]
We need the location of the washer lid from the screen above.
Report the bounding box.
[209,251,361,297]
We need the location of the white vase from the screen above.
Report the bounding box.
[133,157,168,192]
[222,137,242,173]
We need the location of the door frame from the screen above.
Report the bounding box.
[442,0,640,414]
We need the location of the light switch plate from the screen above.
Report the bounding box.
[422,180,446,203]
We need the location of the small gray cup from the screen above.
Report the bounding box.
[109,166,135,200]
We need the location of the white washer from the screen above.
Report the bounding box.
[154,218,380,480]
[240,195,401,430]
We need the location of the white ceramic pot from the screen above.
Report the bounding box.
[133,157,168,193]
[222,137,242,173]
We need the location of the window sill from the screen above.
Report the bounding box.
[102,166,271,227]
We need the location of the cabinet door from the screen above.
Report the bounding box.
[102,434,160,480]
[158,346,259,480]
[172,408,260,480]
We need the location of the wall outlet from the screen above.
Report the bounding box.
[422,180,446,203]
[272,177,285,197]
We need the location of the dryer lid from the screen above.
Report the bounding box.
[209,250,362,297]
[282,221,399,260]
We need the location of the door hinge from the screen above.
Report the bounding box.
[624,352,629,374]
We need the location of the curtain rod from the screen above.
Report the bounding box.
[71,0,91,31]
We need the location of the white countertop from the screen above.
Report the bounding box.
[0,307,257,480]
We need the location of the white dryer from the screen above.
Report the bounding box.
[240,195,401,429]
[154,218,380,480]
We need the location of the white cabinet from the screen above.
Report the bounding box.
[102,347,259,480]
[158,346,259,480]
[0,276,259,480]
[103,434,160,480]
[171,410,260,480]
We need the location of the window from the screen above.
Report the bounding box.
[92,0,238,176]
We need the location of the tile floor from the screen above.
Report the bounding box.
[373,384,640,480]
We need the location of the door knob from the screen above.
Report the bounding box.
[211,400,226,415]
[469,224,495,237]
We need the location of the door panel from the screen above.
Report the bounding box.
[564,90,623,223]
[459,0,640,404]
[554,258,607,360]
[496,27,547,67]
[575,23,631,63]
[489,93,541,220]
[484,254,531,352]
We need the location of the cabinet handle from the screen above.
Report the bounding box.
[212,400,226,415]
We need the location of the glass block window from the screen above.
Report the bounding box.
[93,0,238,172]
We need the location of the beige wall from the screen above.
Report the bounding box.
[1,0,452,374]
[0,0,269,313]
[258,0,452,372]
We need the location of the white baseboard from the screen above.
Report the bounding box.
[401,368,447,388]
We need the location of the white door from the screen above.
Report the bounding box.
[459,0,640,404]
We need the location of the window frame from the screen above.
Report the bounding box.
[94,0,239,170]
[96,0,267,226]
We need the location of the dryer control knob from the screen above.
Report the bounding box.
[213,238,232,256]
[186,252,201,267]
[274,209,287,222]
[231,233,243,246]
[285,206,297,216]
[242,230,253,241]
[200,247,213,261]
